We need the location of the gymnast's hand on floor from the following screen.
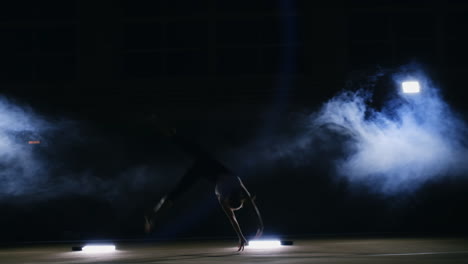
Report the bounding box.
[238,237,247,251]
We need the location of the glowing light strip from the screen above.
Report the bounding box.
[248,240,281,249]
[82,245,116,253]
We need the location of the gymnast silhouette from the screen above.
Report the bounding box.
[144,119,263,251]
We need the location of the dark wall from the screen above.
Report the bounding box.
[1,1,468,243]
[2,1,468,117]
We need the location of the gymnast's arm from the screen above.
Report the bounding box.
[240,182,264,238]
[218,197,248,251]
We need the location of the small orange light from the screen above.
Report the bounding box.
[28,141,41,144]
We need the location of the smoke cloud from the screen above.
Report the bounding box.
[0,96,175,204]
[235,68,468,195]
[314,80,468,194]
[2,68,467,201]
[0,96,52,199]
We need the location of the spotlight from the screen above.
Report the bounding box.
[248,240,281,248]
[83,245,116,253]
[401,81,420,94]
[72,244,116,253]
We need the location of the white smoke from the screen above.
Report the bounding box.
[0,96,171,203]
[313,73,468,194]
[232,69,468,195]
[0,97,51,197]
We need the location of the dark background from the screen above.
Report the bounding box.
[1,0,468,243]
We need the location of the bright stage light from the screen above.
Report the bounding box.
[248,240,281,249]
[81,245,116,253]
[402,81,420,93]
